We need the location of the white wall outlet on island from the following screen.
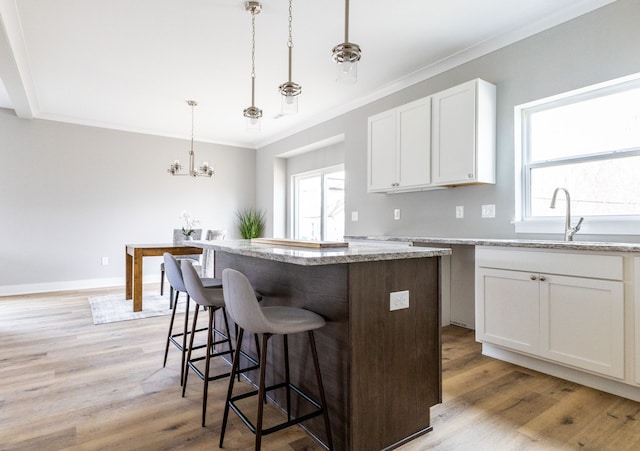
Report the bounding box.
[394,209,401,220]
[390,290,409,311]
[101,256,109,266]
[351,211,359,221]
[456,206,464,218]
[481,204,496,218]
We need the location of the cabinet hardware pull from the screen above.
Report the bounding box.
[539,275,546,281]
[530,275,537,280]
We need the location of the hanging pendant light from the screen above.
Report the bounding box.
[278,0,301,115]
[167,100,214,178]
[243,1,263,132]
[331,0,361,84]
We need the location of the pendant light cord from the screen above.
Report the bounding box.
[344,0,350,42]
[288,0,293,81]
[251,10,256,106]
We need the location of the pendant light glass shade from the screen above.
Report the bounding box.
[280,87,298,115]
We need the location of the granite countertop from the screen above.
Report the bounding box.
[190,239,451,266]
[346,236,640,253]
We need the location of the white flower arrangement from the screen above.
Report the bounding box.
[180,211,200,237]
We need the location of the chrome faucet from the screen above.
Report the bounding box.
[550,187,584,241]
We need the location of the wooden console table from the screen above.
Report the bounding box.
[125,243,202,312]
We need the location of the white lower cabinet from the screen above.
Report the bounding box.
[539,274,624,379]
[476,247,625,380]
[476,268,539,354]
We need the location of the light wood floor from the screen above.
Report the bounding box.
[1,286,639,450]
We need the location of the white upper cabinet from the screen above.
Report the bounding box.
[368,109,398,192]
[432,79,496,186]
[368,97,431,193]
[367,79,496,193]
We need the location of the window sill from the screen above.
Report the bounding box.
[513,217,640,236]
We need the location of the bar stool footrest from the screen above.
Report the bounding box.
[187,347,260,383]
[228,381,324,436]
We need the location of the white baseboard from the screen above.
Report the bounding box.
[0,275,161,297]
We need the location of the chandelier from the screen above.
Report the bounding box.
[167,100,214,178]
[278,0,301,115]
[331,0,361,83]
[243,1,263,132]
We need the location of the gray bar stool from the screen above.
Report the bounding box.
[180,260,238,427]
[219,268,333,450]
[162,252,222,386]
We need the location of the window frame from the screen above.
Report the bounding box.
[291,164,345,241]
[514,72,640,236]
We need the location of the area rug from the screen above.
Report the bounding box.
[88,293,186,325]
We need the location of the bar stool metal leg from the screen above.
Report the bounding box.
[220,328,244,447]
[163,290,180,369]
[255,333,271,450]
[180,294,191,386]
[309,330,333,450]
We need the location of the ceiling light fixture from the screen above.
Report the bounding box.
[167,100,214,178]
[243,1,263,132]
[278,0,301,115]
[331,0,361,84]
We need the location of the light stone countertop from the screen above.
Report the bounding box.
[346,236,640,253]
[190,239,451,266]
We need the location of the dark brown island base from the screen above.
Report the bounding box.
[191,239,451,450]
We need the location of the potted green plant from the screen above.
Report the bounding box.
[236,208,265,239]
[180,210,199,240]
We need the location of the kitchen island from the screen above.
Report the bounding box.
[190,239,451,450]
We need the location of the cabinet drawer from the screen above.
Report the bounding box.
[476,247,623,280]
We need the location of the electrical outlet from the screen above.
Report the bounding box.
[481,204,496,218]
[394,209,401,220]
[101,256,109,266]
[390,290,409,311]
[456,206,464,219]
[351,211,359,221]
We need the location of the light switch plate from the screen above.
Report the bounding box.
[394,209,401,220]
[351,211,358,221]
[390,290,409,311]
[456,206,464,219]
[481,204,496,218]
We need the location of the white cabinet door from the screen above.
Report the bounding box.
[539,274,624,379]
[367,97,431,193]
[476,268,540,355]
[397,97,431,189]
[432,79,495,186]
[368,110,397,192]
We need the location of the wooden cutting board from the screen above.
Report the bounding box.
[251,238,349,248]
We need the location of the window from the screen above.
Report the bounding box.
[515,73,640,235]
[292,166,344,241]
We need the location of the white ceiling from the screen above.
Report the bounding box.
[0,0,614,149]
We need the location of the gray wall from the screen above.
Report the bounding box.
[257,0,640,242]
[0,109,256,294]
